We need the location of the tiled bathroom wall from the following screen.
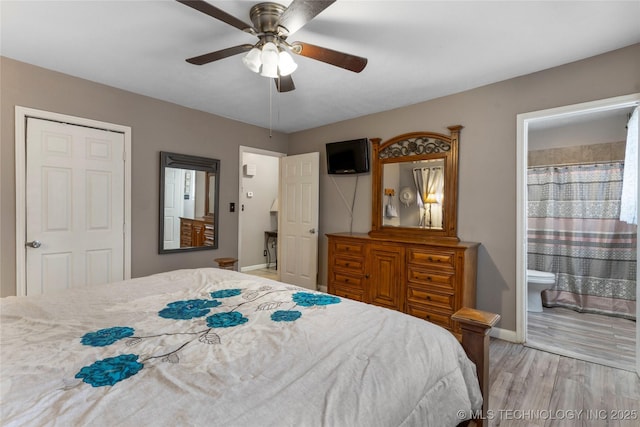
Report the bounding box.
[528,141,626,167]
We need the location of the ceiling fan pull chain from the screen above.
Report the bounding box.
[269,77,273,138]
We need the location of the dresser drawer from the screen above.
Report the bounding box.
[406,304,453,329]
[326,233,477,337]
[330,272,364,289]
[331,286,364,302]
[332,240,365,256]
[408,248,455,270]
[407,267,455,291]
[332,256,365,274]
[407,287,455,311]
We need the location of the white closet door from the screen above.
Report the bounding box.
[25,117,125,295]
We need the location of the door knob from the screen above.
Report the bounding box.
[26,240,42,248]
[309,228,316,234]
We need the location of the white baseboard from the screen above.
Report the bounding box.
[489,327,520,343]
[318,285,328,293]
[240,264,268,272]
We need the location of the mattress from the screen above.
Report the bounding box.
[0,268,481,426]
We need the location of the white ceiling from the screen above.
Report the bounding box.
[1,1,639,133]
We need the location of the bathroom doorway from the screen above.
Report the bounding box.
[516,93,640,374]
[237,146,285,278]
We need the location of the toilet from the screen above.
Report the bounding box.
[527,269,556,312]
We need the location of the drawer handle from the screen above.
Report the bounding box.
[426,295,432,301]
[428,256,433,261]
[426,315,431,320]
[346,247,350,251]
[345,262,350,267]
[345,278,349,283]
[426,276,432,281]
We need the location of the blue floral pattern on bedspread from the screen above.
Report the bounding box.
[206,311,248,328]
[73,287,341,387]
[210,288,242,298]
[158,299,221,320]
[292,292,340,307]
[81,326,134,347]
[271,310,302,322]
[75,354,143,387]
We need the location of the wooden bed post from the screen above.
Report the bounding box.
[451,307,500,427]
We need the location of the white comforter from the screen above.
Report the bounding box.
[0,268,481,426]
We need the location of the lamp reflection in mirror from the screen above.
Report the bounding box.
[242,42,298,77]
[381,160,446,230]
[425,193,438,229]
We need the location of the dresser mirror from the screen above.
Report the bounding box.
[370,126,462,241]
[159,152,220,253]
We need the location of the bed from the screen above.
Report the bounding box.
[1,268,493,426]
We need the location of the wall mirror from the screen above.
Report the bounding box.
[369,127,462,241]
[159,152,220,253]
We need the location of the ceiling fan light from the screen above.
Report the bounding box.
[242,47,262,73]
[261,60,278,78]
[260,42,279,78]
[278,50,298,76]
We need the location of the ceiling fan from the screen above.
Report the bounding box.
[177,0,368,92]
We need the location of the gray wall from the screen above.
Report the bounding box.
[0,57,288,297]
[240,152,279,269]
[288,43,640,332]
[2,44,639,331]
[529,112,630,150]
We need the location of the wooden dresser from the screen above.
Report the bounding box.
[327,232,478,339]
[180,217,214,247]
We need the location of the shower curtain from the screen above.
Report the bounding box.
[527,162,637,320]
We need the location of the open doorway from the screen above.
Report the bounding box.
[238,146,285,280]
[516,94,640,374]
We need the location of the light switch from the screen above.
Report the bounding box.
[243,164,257,176]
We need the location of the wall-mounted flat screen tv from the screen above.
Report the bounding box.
[326,138,370,174]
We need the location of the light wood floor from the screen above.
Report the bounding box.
[244,267,278,281]
[489,339,640,427]
[527,306,636,372]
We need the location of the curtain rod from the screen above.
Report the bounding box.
[528,160,623,169]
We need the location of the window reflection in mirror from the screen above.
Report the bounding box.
[159,152,219,253]
[382,159,445,229]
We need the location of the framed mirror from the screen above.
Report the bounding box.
[369,127,462,241]
[159,152,220,253]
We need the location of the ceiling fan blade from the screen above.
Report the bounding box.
[291,42,367,73]
[275,75,295,93]
[186,44,253,65]
[177,0,255,33]
[278,0,336,36]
